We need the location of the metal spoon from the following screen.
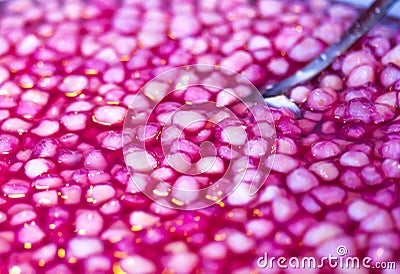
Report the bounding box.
[261,0,400,117]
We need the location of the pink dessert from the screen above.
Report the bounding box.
[0,0,400,273]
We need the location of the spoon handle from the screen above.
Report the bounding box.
[261,0,399,98]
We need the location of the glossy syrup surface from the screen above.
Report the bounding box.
[0,0,400,273]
